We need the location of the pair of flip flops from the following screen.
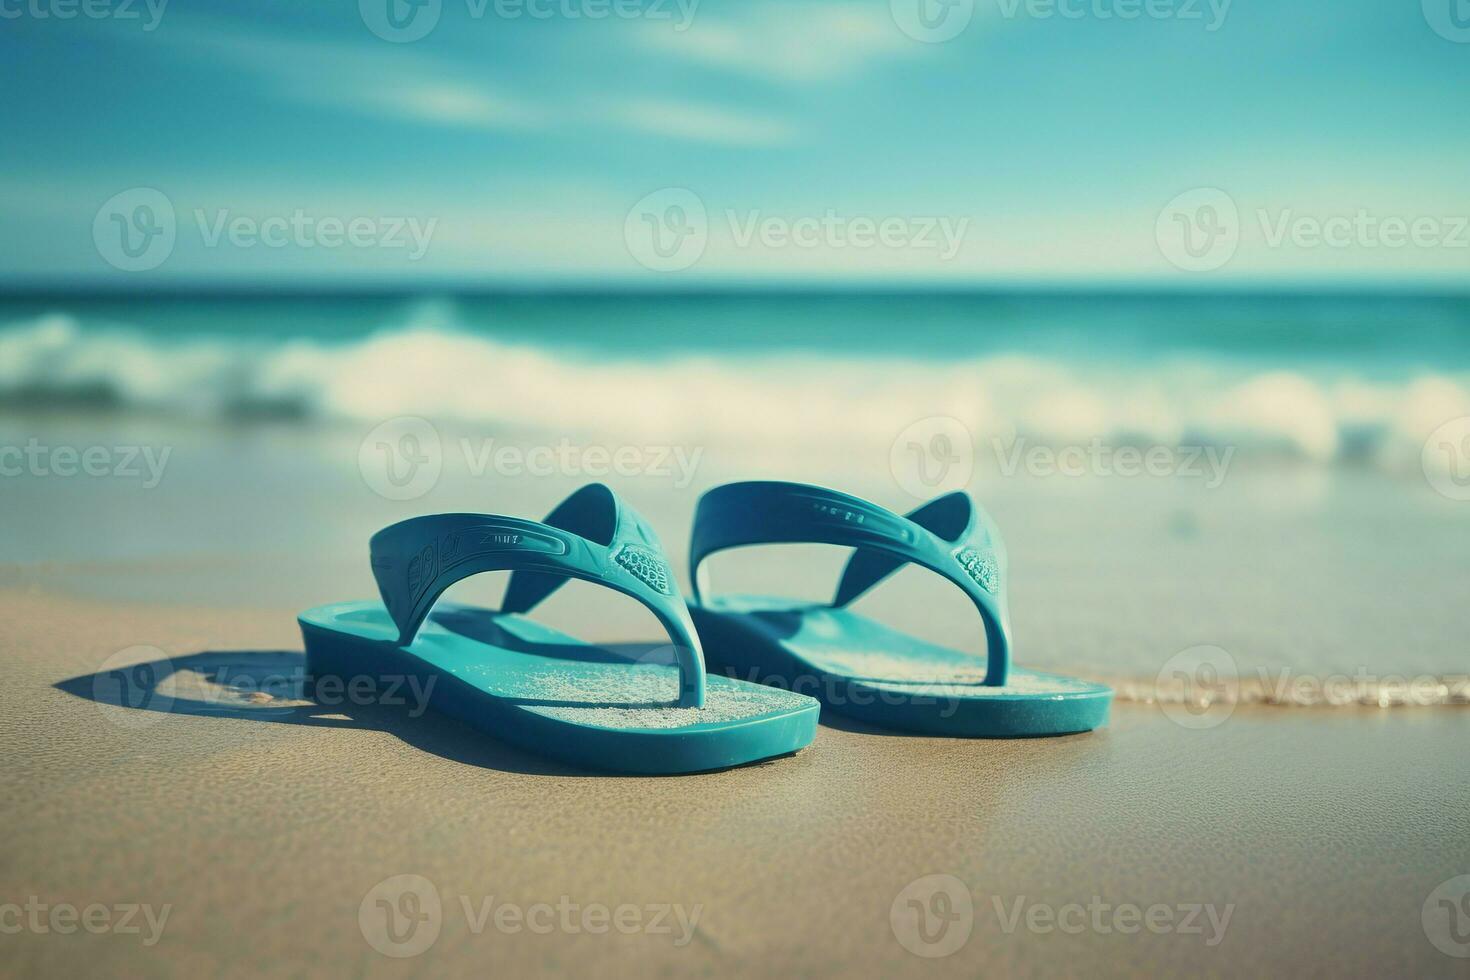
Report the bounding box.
[299,481,1112,774]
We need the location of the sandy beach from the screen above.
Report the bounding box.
[2,410,1468,976]
[3,584,1467,978]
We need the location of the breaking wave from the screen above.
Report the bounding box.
[2,311,1467,476]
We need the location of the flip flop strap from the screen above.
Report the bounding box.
[689,481,1011,686]
[370,484,705,707]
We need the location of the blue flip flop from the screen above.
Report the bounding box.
[299,484,818,773]
[687,481,1112,737]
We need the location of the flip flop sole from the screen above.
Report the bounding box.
[300,600,819,774]
[691,598,1111,738]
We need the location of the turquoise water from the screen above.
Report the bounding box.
[3,290,1469,370]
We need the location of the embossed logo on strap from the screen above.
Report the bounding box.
[407,544,438,603]
[793,493,914,543]
[406,523,569,602]
[955,547,1000,594]
[613,544,674,595]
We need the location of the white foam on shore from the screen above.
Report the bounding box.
[1110,673,1470,708]
[2,312,1468,475]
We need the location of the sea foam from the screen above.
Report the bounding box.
[1,312,1466,476]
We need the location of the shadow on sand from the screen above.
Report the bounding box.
[53,646,718,777]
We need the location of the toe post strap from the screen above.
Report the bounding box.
[690,481,1011,686]
[371,483,706,707]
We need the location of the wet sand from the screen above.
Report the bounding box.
[2,587,1468,978]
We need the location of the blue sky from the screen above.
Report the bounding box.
[2,0,1468,286]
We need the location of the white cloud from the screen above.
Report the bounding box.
[604,99,797,146]
[307,81,545,130]
[637,2,919,83]
[112,18,803,145]
[130,21,548,132]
